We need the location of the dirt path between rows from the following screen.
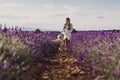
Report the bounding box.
[25,51,96,80]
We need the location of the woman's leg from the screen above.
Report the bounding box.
[68,40,73,52]
[67,34,71,50]
[67,40,71,49]
[64,38,68,50]
[68,40,70,46]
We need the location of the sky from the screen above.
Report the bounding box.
[0,0,120,31]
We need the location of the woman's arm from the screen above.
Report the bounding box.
[70,24,73,32]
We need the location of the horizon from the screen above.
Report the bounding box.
[0,0,120,31]
[1,24,120,32]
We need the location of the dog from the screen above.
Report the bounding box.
[52,34,65,52]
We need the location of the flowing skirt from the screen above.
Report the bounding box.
[62,30,71,40]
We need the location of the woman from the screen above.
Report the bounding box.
[62,17,73,50]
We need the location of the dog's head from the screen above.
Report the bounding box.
[57,34,63,40]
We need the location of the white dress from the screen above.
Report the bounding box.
[62,23,73,40]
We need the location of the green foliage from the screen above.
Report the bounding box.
[0,33,32,80]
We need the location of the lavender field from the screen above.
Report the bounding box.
[0,27,120,80]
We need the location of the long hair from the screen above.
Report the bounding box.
[64,17,71,30]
